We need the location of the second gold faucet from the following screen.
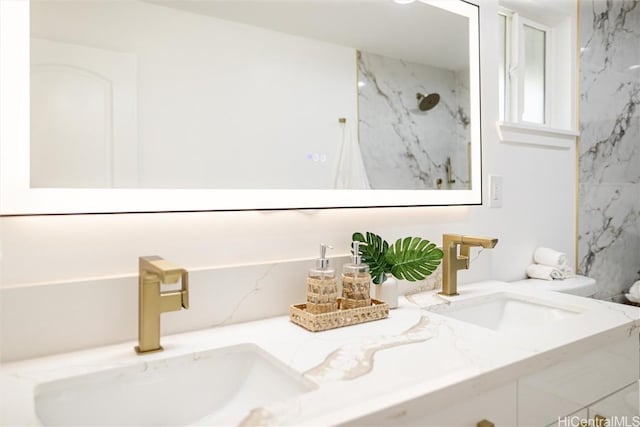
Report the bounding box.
[440,234,498,296]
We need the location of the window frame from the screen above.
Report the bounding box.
[496,1,578,148]
[498,11,511,122]
[499,9,551,126]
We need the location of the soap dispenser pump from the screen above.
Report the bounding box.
[306,244,338,314]
[341,241,372,309]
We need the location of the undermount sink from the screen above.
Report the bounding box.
[35,343,315,426]
[430,292,584,332]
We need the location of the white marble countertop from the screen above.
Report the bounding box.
[2,280,639,426]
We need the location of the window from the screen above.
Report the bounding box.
[499,11,550,125]
[496,1,578,147]
[521,20,549,124]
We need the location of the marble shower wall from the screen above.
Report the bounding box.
[357,51,470,190]
[578,0,640,301]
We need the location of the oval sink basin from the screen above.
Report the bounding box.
[35,343,315,426]
[430,292,584,332]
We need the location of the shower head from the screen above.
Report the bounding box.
[416,92,440,111]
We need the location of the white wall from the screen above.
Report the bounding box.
[31,0,357,189]
[0,0,578,361]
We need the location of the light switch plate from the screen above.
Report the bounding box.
[488,175,503,208]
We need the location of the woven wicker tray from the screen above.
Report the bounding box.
[289,298,389,332]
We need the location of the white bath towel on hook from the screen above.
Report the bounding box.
[334,121,370,189]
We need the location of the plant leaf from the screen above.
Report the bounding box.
[385,237,444,282]
[352,232,391,284]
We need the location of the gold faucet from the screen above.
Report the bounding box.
[135,256,189,354]
[440,234,498,296]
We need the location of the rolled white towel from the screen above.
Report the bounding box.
[534,247,568,268]
[629,280,640,297]
[526,264,566,281]
[559,264,576,278]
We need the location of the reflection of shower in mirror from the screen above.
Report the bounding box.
[357,49,471,190]
[416,92,440,111]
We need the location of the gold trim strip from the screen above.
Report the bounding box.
[575,0,582,272]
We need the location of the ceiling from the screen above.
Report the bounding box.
[144,0,470,71]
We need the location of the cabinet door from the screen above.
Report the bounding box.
[518,335,639,426]
[421,382,517,427]
[344,381,517,427]
[588,382,639,423]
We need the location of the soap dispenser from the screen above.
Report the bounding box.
[341,241,372,309]
[306,244,339,314]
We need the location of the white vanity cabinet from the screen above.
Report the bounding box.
[417,382,517,427]
[343,381,517,427]
[546,383,639,427]
[519,335,640,426]
[345,334,639,427]
[586,382,639,421]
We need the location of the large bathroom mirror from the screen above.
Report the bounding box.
[0,0,481,214]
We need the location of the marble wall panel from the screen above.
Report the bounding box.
[578,183,640,300]
[578,0,640,301]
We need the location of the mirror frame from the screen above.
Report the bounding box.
[0,0,481,215]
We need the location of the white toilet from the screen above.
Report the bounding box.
[510,275,597,298]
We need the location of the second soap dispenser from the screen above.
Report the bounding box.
[341,241,372,309]
[306,244,339,314]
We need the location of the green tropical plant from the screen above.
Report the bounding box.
[352,232,391,284]
[352,232,443,285]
